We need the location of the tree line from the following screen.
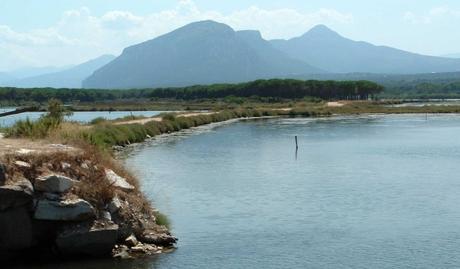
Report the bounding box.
[382,81,460,99]
[0,79,383,104]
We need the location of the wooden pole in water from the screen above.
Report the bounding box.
[295,136,298,149]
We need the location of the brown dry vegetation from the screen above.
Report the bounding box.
[0,144,151,216]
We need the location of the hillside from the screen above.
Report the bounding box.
[271,25,460,74]
[83,21,320,89]
[6,55,115,88]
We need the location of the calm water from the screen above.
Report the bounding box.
[13,114,460,268]
[0,111,164,127]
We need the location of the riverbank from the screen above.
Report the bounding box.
[3,100,460,263]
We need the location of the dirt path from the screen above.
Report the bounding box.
[326,101,345,107]
[113,112,216,125]
[0,137,77,156]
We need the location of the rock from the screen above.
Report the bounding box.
[105,169,135,191]
[100,210,112,221]
[43,192,61,201]
[34,174,74,193]
[56,221,119,257]
[130,243,160,255]
[112,146,125,151]
[34,198,96,221]
[107,196,122,214]
[14,161,31,168]
[125,234,138,247]
[0,163,6,184]
[81,162,90,169]
[112,245,132,259]
[0,206,33,250]
[16,149,35,154]
[61,162,71,169]
[0,179,33,211]
[139,231,177,247]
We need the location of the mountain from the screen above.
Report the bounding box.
[83,21,320,89]
[442,53,460,59]
[7,66,73,80]
[0,73,15,84]
[7,55,115,88]
[271,25,460,74]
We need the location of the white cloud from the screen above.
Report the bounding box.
[404,6,460,24]
[0,1,354,71]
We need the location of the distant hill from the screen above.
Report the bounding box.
[271,25,460,74]
[0,73,15,84]
[83,21,320,89]
[6,66,72,80]
[442,53,460,59]
[5,55,115,88]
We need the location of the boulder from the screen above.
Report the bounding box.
[34,198,96,221]
[112,245,132,259]
[34,174,74,193]
[107,196,122,214]
[0,206,33,250]
[139,231,177,247]
[105,169,135,191]
[56,221,119,257]
[0,179,33,211]
[125,234,138,247]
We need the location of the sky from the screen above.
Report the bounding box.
[1,0,460,71]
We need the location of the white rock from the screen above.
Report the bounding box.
[34,174,74,193]
[105,169,135,191]
[16,149,35,154]
[61,162,71,169]
[14,161,31,168]
[34,198,96,221]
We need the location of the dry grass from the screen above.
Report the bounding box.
[0,143,146,213]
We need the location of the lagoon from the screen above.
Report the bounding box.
[15,114,460,268]
[0,111,165,127]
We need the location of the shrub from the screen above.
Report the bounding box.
[90,117,107,124]
[154,212,171,228]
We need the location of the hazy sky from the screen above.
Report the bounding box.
[1,0,460,71]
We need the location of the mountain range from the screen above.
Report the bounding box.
[2,55,115,88]
[83,21,319,89]
[2,20,460,89]
[271,25,460,74]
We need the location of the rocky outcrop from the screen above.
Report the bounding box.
[56,221,119,256]
[0,179,33,211]
[139,231,177,247]
[34,174,74,193]
[0,152,176,261]
[34,198,96,221]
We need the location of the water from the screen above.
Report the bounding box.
[0,111,164,127]
[12,114,460,268]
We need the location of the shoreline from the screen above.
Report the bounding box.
[3,103,460,264]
